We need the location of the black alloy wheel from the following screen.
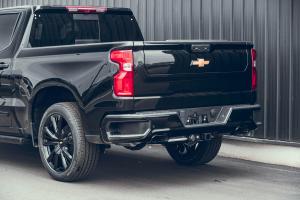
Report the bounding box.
[41,114,74,172]
[165,136,222,165]
[38,102,101,182]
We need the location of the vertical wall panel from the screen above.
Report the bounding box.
[254,0,267,138]
[172,0,182,39]
[154,0,164,40]
[243,0,254,41]
[266,0,279,140]
[202,0,212,39]
[136,0,146,39]
[211,0,221,39]
[182,0,191,39]
[232,0,243,41]
[221,0,233,40]
[278,0,292,141]
[191,0,202,39]
[163,0,173,40]
[128,0,138,19]
[0,0,299,143]
[292,0,300,142]
[145,0,154,40]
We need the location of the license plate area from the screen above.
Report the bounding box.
[178,107,223,126]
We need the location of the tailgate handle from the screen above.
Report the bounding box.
[191,45,210,53]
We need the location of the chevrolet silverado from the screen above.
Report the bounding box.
[0,5,260,181]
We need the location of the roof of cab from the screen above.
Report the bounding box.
[0,5,32,10]
[0,5,132,12]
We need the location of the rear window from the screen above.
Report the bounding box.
[29,11,143,47]
[0,13,19,51]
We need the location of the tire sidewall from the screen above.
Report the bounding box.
[166,136,222,165]
[38,103,85,180]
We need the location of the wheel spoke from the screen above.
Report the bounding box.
[50,116,58,135]
[47,150,55,162]
[194,143,199,150]
[61,129,69,139]
[68,137,73,144]
[178,144,187,154]
[56,115,63,135]
[42,113,74,173]
[53,153,59,169]
[43,141,59,146]
[60,152,68,169]
[44,127,58,140]
[62,148,73,162]
[63,133,73,144]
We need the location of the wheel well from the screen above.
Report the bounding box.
[31,86,77,145]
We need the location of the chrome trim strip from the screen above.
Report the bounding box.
[167,137,188,143]
[112,93,162,100]
[107,127,151,140]
[106,111,178,119]
[152,128,171,134]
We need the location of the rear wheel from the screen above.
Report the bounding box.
[165,136,222,165]
[38,102,101,182]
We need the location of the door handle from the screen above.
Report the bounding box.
[0,62,9,70]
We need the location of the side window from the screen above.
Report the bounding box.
[73,14,100,44]
[0,13,19,51]
[29,13,74,47]
[28,11,143,47]
[29,12,100,47]
[99,13,143,42]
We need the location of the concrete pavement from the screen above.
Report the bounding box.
[0,143,299,200]
[220,137,300,168]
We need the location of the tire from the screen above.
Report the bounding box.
[165,136,222,166]
[38,102,101,182]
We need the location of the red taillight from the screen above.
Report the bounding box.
[251,48,257,90]
[66,6,107,13]
[110,50,134,97]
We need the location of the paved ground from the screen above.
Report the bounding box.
[0,143,299,200]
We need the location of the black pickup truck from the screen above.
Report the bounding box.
[0,5,259,181]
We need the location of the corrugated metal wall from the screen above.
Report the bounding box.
[0,0,299,143]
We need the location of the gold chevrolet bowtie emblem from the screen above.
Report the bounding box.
[191,58,210,68]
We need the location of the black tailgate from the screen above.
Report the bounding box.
[134,40,253,97]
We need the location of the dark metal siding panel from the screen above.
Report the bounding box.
[113,0,123,7]
[107,0,115,8]
[163,0,173,40]
[136,0,146,39]
[278,0,292,141]
[145,0,154,40]
[202,0,212,39]
[191,0,202,39]
[2,0,7,7]
[182,0,192,39]
[172,0,182,40]
[0,0,299,143]
[128,0,138,18]
[244,0,254,41]
[154,0,164,41]
[221,0,233,40]
[211,0,221,39]
[292,0,300,142]
[232,0,244,41]
[266,0,279,140]
[254,0,267,139]
[11,0,17,6]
